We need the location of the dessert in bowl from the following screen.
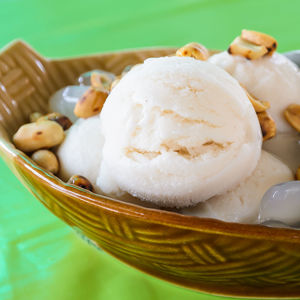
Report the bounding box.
[1,31,300,298]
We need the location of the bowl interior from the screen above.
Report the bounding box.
[2,41,300,298]
[1,40,300,242]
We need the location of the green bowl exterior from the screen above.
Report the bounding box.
[1,41,300,298]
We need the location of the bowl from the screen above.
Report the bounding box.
[1,41,300,299]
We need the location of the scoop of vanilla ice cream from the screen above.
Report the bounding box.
[182,150,293,223]
[57,115,103,191]
[208,52,300,132]
[98,56,262,208]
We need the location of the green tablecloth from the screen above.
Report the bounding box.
[1,1,300,299]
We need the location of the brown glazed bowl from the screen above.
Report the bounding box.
[1,41,300,299]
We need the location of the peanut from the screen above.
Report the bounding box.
[244,89,270,112]
[31,150,59,174]
[228,36,268,60]
[176,42,209,61]
[241,30,277,56]
[68,175,94,192]
[284,104,300,132]
[257,111,276,141]
[90,72,112,91]
[74,87,108,118]
[13,120,65,152]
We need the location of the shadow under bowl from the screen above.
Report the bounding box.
[1,41,300,299]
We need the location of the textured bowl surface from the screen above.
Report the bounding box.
[1,41,300,299]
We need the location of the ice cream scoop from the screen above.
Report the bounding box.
[98,56,262,208]
[182,151,293,223]
[208,51,300,132]
[56,115,103,191]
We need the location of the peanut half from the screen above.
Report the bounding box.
[13,120,65,152]
[68,175,94,192]
[74,87,109,118]
[284,104,300,132]
[176,42,209,61]
[245,89,270,112]
[90,72,112,91]
[241,30,277,56]
[31,149,59,174]
[257,111,276,141]
[228,37,268,60]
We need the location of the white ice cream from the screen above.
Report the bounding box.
[98,56,262,208]
[208,52,300,132]
[182,151,293,223]
[57,115,103,191]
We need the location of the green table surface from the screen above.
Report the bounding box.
[1,1,300,299]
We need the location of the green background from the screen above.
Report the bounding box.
[1,0,300,299]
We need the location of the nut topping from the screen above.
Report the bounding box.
[31,150,59,174]
[257,111,276,141]
[176,42,209,61]
[241,30,277,55]
[244,89,270,112]
[90,72,112,91]
[284,104,300,132]
[74,87,109,118]
[68,175,94,192]
[13,120,65,152]
[228,37,268,60]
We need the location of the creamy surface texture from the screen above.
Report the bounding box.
[182,151,293,223]
[98,56,262,207]
[209,52,300,132]
[57,115,103,191]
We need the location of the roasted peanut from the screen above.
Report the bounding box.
[38,112,72,130]
[176,42,209,61]
[257,111,276,141]
[228,36,268,60]
[284,104,300,132]
[90,72,112,91]
[74,87,108,118]
[29,112,43,123]
[13,120,65,152]
[244,89,270,112]
[68,175,94,192]
[241,30,277,55]
[31,150,59,174]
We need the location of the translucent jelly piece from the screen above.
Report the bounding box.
[49,86,89,122]
[77,70,115,89]
[259,181,300,226]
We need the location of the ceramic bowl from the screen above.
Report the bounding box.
[1,41,300,299]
